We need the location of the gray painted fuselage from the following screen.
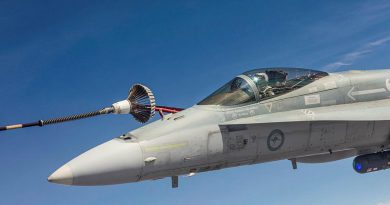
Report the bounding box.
[48,69,390,186]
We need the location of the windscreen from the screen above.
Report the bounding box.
[198,68,328,106]
[198,77,256,106]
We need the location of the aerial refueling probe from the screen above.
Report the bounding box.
[0,84,183,132]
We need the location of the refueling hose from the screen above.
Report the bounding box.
[0,107,114,131]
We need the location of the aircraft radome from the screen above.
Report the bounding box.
[2,67,390,188]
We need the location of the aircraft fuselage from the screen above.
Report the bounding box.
[48,69,390,186]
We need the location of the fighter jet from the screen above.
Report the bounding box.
[2,67,390,188]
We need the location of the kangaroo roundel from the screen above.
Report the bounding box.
[267,129,285,151]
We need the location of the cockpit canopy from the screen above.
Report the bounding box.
[198,68,328,106]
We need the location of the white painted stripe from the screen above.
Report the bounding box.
[351,88,386,95]
[304,94,321,105]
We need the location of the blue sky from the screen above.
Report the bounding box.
[1,0,390,204]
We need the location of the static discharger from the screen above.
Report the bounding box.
[0,84,183,132]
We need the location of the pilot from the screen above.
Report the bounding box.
[266,70,288,87]
[254,72,274,98]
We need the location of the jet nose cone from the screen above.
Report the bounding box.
[47,165,74,185]
[49,139,143,186]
